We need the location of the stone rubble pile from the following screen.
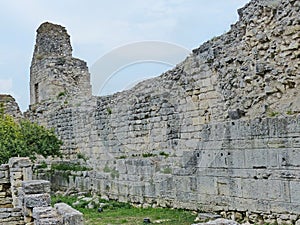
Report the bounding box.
[0,158,83,225]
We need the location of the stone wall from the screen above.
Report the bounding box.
[0,164,12,209]
[0,158,83,225]
[26,0,300,222]
[0,95,22,119]
[0,158,30,225]
[38,116,300,224]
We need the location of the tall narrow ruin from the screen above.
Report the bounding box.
[30,22,92,105]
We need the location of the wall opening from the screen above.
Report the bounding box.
[34,83,39,104]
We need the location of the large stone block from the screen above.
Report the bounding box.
[34,217,63,225]
[32,207,57,220]
[290,181,300,203]
[197,176,216,195]
[8,157,32,168]
[22,180,51,194]
[54,203,83,225]
[24,193,51,208]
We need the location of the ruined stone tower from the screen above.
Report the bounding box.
[30,22,92,105]
[26,0,300,222]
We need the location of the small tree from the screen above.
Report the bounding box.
[0,109,62,164]
[20,120,62,160]
[0,114,24,163]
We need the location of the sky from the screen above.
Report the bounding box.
[0,0,250,111]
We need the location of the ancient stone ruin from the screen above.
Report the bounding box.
[0,157,83,225]
[30,22,92,106]
[0,95,22,119]
[2,0,300,224]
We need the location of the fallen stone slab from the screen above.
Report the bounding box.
[192,218,240,225]
[32,207,59,220]
[197,213,222,220]
[55,203,83,225]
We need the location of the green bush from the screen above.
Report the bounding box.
[0,112,62,164]
[51,163,91,171]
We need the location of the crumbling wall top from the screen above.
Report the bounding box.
[29,22,92,105]
[32,22,72,62]
[0,94,22,117]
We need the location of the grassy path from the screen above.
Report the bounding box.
[52,195,197,225]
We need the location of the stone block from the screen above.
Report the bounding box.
[34,217,63,225]
[11,172,23,179]
[290,181,300,203]
[0,171,7,179]
[216,178,242,197]
[244,149,269,168]
[0,191,6,198]
[23,167,33,181]
[0,212,10,219]
[8,157,32,168]
[55,203,83,225]
[24,193,51,208]
[32,207,57,220]
[197,176,216,195]
[22,180,51,194]
[228,109,245,120]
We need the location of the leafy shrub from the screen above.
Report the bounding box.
[51,162,91,171]
[0,111,62,164]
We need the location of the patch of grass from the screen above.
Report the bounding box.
[110,169,119,179]
[103,165,119,179]
[40,161,48,169]
[159,151,170,158]
[51,195,196,225]
[57,91,66,98]
[142,153,157,158]
[36,54,44,60]
[268,111,279,117]
[107,107,112,115]
[162,167,172,174]
[77,152,88,161]
[206,58,214,64]
[103,165,111,173]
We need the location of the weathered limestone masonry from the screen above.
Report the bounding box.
[26,0,300,223]
[29,22,92,106]
[0,158,83,225]
[0,95,22,119]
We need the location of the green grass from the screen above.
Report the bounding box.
[57,91,66,98]
[268,111,279,117]
[159,151,170,158]
[51,195,196,225]
[142,153,157,158]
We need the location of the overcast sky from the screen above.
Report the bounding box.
[0,0,250,111]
